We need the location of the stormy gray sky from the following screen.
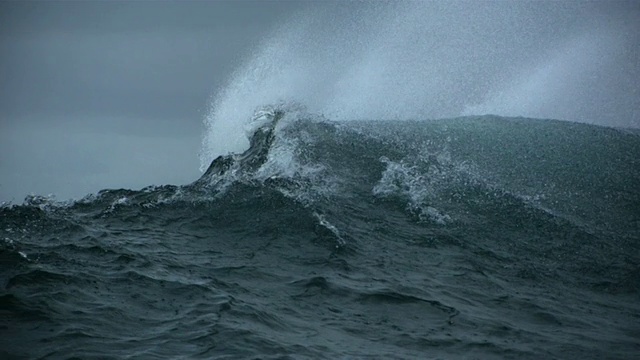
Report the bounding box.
[1,1,639,202]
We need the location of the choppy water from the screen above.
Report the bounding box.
[2,109,639,359]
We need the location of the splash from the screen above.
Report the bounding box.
[201,1,639,169]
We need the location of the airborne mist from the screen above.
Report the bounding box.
[201,1,639,169]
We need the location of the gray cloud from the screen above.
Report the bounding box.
[0,1,306,122]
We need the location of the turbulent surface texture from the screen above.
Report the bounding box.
[2,110,640,359]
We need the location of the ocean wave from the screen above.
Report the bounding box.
[2,108,639,358]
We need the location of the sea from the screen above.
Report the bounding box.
[1,106,639,359]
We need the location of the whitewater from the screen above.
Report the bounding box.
[2,2,640,359]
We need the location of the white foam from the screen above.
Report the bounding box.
[373,156,451,225]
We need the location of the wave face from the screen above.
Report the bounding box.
[2,108,639,359]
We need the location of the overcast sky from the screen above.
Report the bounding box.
[0,1,308,202]
[1,1,638,202]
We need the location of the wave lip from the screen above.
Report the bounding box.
[197,108,284,184]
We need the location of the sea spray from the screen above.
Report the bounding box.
[201,2,639,169]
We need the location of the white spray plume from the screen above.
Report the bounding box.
[201,1,639,170]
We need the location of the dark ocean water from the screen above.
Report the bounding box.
[2,109,639,359]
